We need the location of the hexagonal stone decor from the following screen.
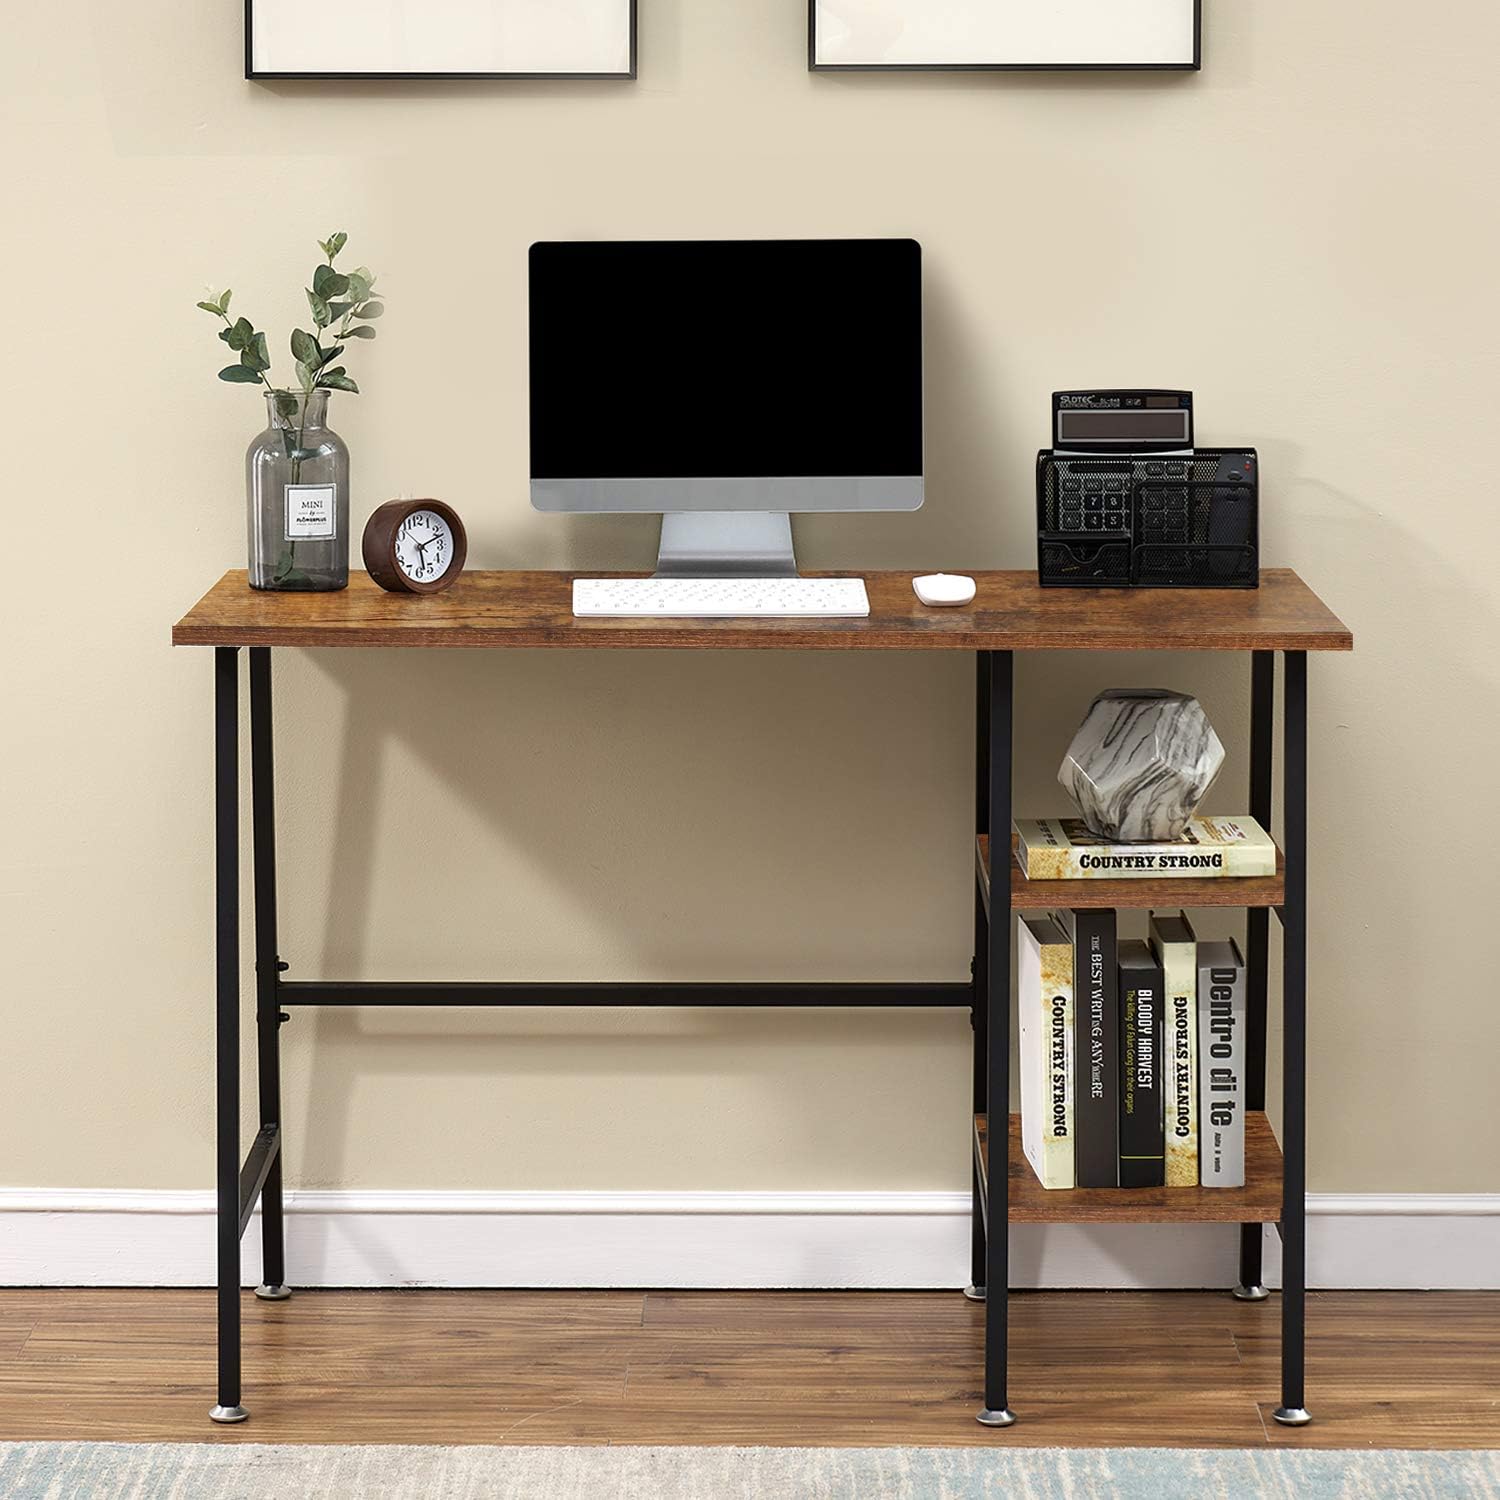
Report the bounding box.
[1058,689,1225,844]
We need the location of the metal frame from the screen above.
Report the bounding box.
[245,0,638,82]
[211,640,1310,1426]
[967,647,1310,1427]
[210,645,968,1422]
[808,0,1201,72]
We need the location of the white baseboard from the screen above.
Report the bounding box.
[2,1188,1496,1291]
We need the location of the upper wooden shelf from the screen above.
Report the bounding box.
[977,835,1286,911]
[173,569,1352,652]
[976,1112,1283,1224]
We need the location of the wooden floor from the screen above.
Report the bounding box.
[0,1289,1495,1448]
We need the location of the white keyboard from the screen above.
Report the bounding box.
[573,577,871,618]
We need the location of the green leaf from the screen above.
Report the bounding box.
[242,330,270,373]
[354,301,384,320]
[344,325,377,340]
[306,288,331,328]
[196,300,223,315]
[345,272,372,304]
[318,372,359,393]
[273,391,300,422]
[312,264,349,299]
[320,231,347,261]
[326,301,353,323]
[314,343,344,369]
[295,360,315,392]
[218,364,263,384]
[220,316,254,351]
[219,289,232,314]
[290,328,320,366]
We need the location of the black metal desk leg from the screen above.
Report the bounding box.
[1237,650,1275,1303]
[249,648,290,1303]
[966,653,990,1303]
[1273,651,1311,1426]
[210,647,248,1425]
[978,650,1015,1428]
[967,882,988,1302]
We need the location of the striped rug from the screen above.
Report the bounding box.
[3,1442,1497,1498]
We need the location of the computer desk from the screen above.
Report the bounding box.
[172,567,1353,1428]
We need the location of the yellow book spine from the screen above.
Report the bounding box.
[1160,940,1199,1188]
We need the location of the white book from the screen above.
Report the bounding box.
[1013,815,1277,880]
[1150,911,1199,1188]
[1197,939,1247,1187]
[1018,914,1075,1190]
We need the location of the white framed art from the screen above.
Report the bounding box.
[247,0,637,80]
[809,0,1200,71]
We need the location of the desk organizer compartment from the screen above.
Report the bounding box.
[1038,538,1132,585]
[1037,450,1258,589]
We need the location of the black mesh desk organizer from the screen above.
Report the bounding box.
[1036,448,1259,588]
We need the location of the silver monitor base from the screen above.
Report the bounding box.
[654,512,797,578]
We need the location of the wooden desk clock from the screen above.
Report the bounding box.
[361,499,467,594]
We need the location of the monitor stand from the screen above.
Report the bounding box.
[653,512,797,579]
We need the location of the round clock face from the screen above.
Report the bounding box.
[393,509,455,586]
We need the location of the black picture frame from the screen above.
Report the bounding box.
[807,0,1201,73]
[245,0,638,81]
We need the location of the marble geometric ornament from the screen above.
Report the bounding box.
[1058,689,1226,844]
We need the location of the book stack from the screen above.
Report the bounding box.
[1013,814,1268,1192]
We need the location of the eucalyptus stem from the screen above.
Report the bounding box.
[196,229,379,402]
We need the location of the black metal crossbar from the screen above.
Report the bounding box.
[237,1125,281,1239]
[277,981,971,1008]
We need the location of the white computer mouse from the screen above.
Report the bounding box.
[913,573,977,607]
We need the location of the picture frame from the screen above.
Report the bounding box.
[246,0,637,81]
[808,0,1200,72]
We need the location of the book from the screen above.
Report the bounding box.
[1012,815,1277,881]
[1117,939,1165,1188]
[1198,938,1247,1187]
[1053,907,1118,1187]
[1150,911,1199,1188]
[1018,913,1075,1189]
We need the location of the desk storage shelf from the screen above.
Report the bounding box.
[976,834,1287,912]
[174,566,1351,1431]
[974,1113,1284,1226]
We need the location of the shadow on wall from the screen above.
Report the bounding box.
[283,646,976,1190]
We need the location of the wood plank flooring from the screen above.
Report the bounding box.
[0,1289,1494,1448]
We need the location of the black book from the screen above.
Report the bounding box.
[1118,939,1165,1188]
[1055,907,1119,1187]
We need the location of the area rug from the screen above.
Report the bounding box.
[2,1443,1497,1499]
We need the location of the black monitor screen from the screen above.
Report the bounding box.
[529,239,922,479]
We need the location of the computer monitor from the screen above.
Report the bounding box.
[529,238,923,576]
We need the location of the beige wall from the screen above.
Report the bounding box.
[3,0,1497,1196]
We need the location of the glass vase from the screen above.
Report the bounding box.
[246,389,350,590]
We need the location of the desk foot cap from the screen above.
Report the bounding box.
[1233,1284,1270,1302]
[209,1405,249,1425]
[1273,1407,1312,1427]
[255,1284,292,1301]
[976,1408,1016,1428]
[962,1285,986,1303]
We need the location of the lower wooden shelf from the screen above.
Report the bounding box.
[974,1112,1283,1224]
